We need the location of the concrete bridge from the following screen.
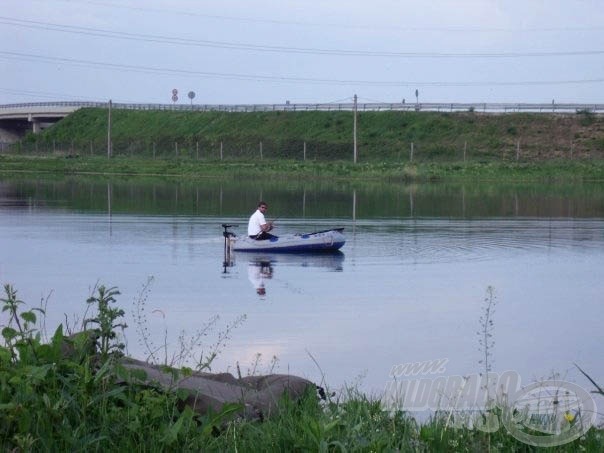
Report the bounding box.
[0,102,85,143]
[2,100,603,144]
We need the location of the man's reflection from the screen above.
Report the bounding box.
[247,260,273,296]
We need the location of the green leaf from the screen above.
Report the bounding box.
[161,406,194,444]
[1,327,18,341]
[51,324,64,344]
[93,358,114,384]
[26,364,53,383]
[90,386,127,405]
[0,347,11,363]
[20,311,37,324]
[175,388,190,401]
[36,344,58,362]
[323,419,342,433]
[202,403,244,437]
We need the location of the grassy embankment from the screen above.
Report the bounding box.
[2,284,603,451]
[4,108,604,181]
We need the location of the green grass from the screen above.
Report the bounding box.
[2,154,604,183]
[2,283,603,451]
[13,108,604,163]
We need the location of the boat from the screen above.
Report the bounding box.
[224,225,345,253]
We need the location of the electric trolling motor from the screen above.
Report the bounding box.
[221,224,237,272]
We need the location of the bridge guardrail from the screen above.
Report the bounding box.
[1,101,603,114]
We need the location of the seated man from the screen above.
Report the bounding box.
[248,201,277,240]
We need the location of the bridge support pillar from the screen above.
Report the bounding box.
[27,114,42,134]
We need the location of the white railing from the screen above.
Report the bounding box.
[1,101,603,114]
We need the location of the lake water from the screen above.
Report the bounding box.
[1,175,603,402]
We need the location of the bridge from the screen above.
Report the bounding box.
[2,100,603,143]
[0,102,84,143]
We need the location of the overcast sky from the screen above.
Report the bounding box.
[2,0,604,105]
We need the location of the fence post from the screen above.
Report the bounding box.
[220,141,223,160]
[353,93,358,163]
[303,141,306,161]
[410,142,414,162]
[516,139,520,161]
[196,141,199,160]
[153,142,156,159]
[90,140,93,156]
[175,142,178,157]
[107,99,112,158]
[260,141,263,159]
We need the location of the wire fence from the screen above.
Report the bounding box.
[7,136,602,162]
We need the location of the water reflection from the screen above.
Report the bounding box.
[247,260,273,297]
[2,176,604,218]
[226,251,345,297]
[242,251,345,271]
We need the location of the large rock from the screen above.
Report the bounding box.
[119,357,316,419]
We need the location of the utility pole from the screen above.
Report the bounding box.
[107,99,112,158]
[353,94,358,163]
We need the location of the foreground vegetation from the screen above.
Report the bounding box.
[1,284,602,451]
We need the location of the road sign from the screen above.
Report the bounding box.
[172,88,178,96]
[188,91,195,100]
[172,94,178,103]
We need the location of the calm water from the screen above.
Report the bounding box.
[1,176,603,399]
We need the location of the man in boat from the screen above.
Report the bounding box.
[248,201,277,240]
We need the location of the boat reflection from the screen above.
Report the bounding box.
[222,250,345,297]
[243,251,345,271]
[245,251,344,297]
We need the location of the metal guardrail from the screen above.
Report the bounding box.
[1,101,603,114]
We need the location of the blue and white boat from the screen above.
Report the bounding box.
[228,227,346,253]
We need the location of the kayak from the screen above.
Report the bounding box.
[230,228,345,253]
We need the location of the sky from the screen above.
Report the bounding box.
[2,0,604,106]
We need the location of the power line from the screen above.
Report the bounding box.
[2,50,603,87]
[2,16,604,59]
[51,0,604,33]
[0,87,131,103]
